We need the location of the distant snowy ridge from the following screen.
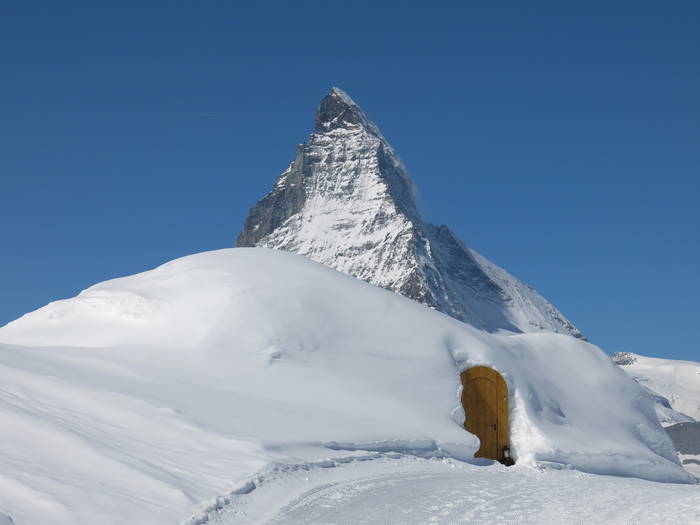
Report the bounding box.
[237,87,583,339]
[613,351,700,426]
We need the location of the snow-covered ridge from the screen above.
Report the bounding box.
[237,87,583,339]
[0,249,692,523]
[613,351,700,425]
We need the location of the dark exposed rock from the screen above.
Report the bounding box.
[237,147,310,248]
[316,89,363,132]
[612,352,638,366]
[666,422,700,455]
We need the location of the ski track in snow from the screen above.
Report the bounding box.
[198,455,700,525]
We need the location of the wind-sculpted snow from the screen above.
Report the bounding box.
[0,249,692,523]
[237,87,583,339]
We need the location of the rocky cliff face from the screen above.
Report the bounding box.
[237,87,583,339]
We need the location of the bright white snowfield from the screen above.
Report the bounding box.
[0,249,696,524]
[613,352,700,425]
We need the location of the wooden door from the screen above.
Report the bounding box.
[460,366,510,462]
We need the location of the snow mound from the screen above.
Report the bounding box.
[613,351,700,425]
[0,249,693,523]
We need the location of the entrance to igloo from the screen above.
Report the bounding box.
[460,366,513,465]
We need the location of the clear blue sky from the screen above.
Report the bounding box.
[1,2,698,360]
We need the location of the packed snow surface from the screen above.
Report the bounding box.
[202,455,700,525]
[0,248,693,524]
[613,352,700,425]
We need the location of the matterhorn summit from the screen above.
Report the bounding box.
[238,87,583,338]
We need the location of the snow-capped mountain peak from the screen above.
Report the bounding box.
[237,87,583,339]
[316,87,378,134]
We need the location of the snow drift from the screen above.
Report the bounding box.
[0,248,693,524]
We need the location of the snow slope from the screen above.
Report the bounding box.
[613,352,700,425]
[612,353,700,480]
[237,87,583,339]
[203,455,700,525]
[0,249,693,524]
